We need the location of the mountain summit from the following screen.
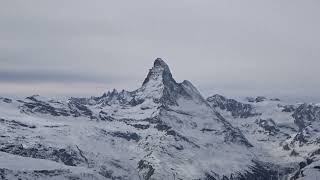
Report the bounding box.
[139,58,204,106]
[142,58,174,86]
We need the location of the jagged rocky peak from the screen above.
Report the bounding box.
[68,58,205,107]
[142,58,176,86]
[138,58,209,107]
[142,58,205,105]
[153,58,170,71]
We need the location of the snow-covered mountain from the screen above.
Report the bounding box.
[207,95,320,179]
[0,59,319,180]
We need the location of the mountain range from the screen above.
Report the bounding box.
[0,58,319,180]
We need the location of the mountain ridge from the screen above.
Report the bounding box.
[0,58,319,179]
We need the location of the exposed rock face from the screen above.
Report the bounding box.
[288,103,320,149]
[0,97,12,103]
[255,118,280,135]
[0,144,86,167]
[142,58,173,86]
[255,96,267,102]
[290,148,320,180]
[293,103,320,130]
[245,96,267,103]
[140,58,194,106]
[281,105,296,112]
[207,94,259,118]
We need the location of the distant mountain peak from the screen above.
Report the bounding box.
[154,58,169,68]
[142,58,175,86]
[139,58,208,106]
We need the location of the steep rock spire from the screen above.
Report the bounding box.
[142,58,176,86]
[139,58,205,106]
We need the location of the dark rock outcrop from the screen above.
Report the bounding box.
[207,95,259,118]
[292,103,320,130]
[0,144,85,166]
[255,118,280,135]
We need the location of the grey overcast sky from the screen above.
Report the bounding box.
[1,1,320,101]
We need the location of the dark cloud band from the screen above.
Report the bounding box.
[0,70,117,84]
